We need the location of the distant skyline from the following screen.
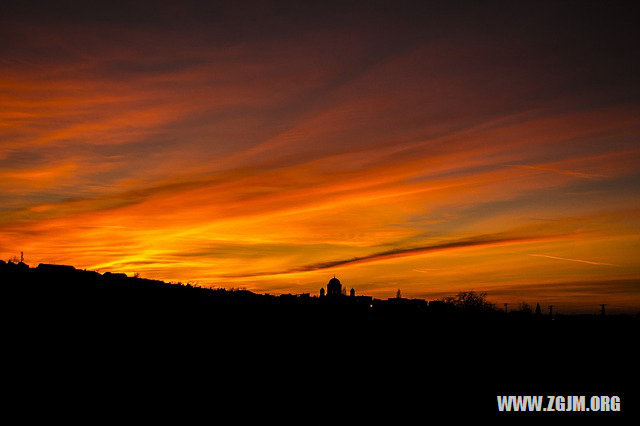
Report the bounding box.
[1,1,639,313]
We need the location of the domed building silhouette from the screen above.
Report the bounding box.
[320,276,360,299]
[325,275,342,297]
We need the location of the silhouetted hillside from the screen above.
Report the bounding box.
[3,260,638,421]
[3,260,638,330]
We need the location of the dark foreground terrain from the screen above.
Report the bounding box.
[3,261,638,422]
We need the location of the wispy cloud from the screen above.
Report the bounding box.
[0,2,639,310]
[218,233,564,278]
[413,268,440,273]
[513,165,606,179]
[530,254,619,267]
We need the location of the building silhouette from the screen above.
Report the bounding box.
[326,276,342,297]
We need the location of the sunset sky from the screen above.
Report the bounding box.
[1,1,639,312]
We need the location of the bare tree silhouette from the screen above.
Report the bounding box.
[444,291,494,312]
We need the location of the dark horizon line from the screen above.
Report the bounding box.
[2,258,637,316]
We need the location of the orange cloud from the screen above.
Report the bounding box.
[1,3,639,312]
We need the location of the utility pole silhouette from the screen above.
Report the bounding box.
[548,305,554,317]
[504,303,508,313]
[600,304,606,317]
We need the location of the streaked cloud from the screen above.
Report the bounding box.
[218,232,569,278]
[530,254,619,267]
[1,2,639,312]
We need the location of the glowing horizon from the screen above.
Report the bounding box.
[1,2,639,313]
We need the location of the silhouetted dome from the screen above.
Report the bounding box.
[327,276,342,296]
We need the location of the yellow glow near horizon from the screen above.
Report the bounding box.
[2,7,640,313]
